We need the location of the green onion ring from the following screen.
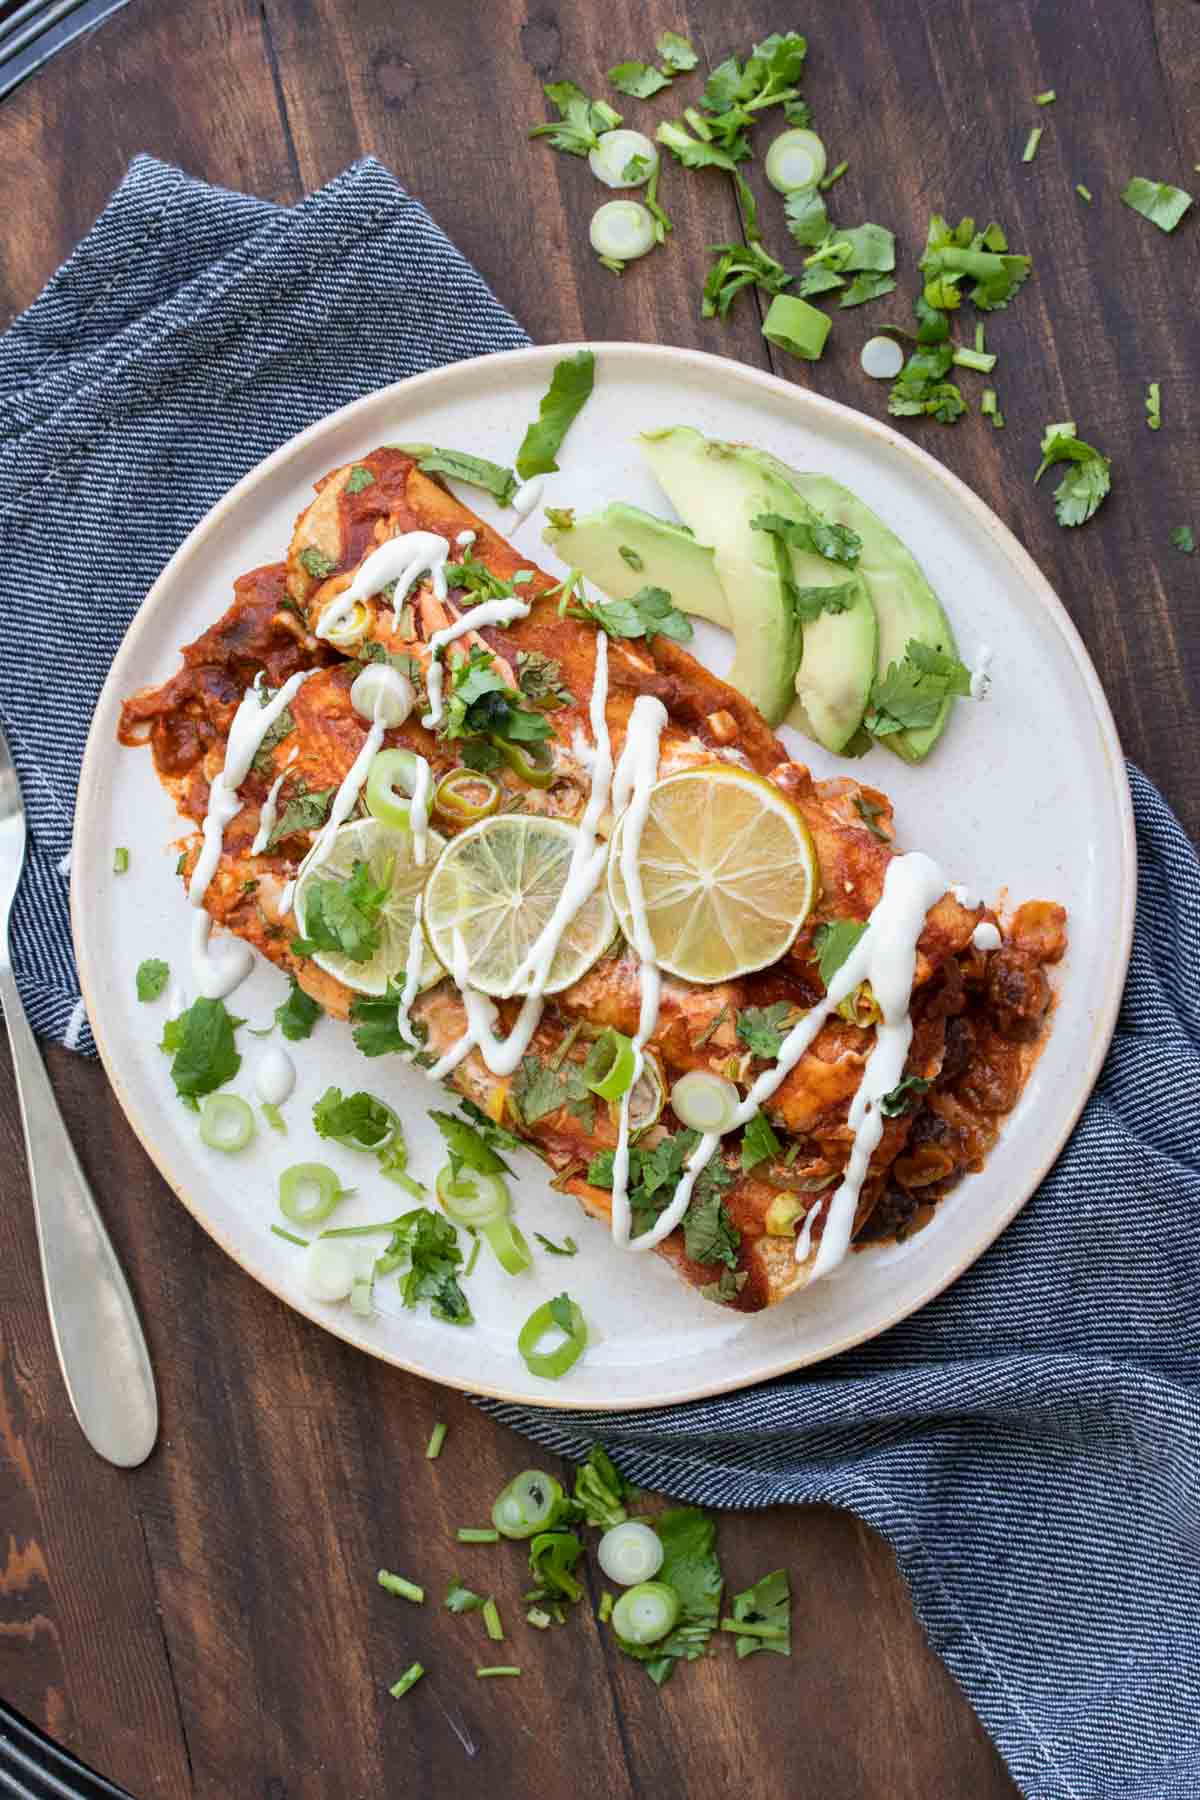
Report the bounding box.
[435,1164,510,1226]
[279,1162,350,1226]
[611,1581,681,1645]
[584,1028,637,1101]
[198,1092,255,1153]
[517,1297,588,1380]
[482,1217,532,1276]
[366,748,419,830]
[491,1471,567,1539]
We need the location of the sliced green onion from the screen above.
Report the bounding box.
[426,1422,448,1460]
[198,1092,255,1153]
[1022,126,1043,163]
[861,335,904,380]
[526,1608,552,1629]
[350,1272,374,1317]
[719,1616,788,1640]
[280,1162,351,1225]
[434,766,501,823]
[366,747,419,830]
[482,1598,504,1641]
[627,1048,666,1135]
[1076,183,1092,203]
[378,1569,424,1604]
[517,1296,588,1380]
[764,129,826,193]
[981,388,1005,428]
[436,1164,510,1226]
[611,1581,680,1645]
[302,1238,357,1301]
[271,1224,309,1248]
[482,1217,533,1276]
[464,1230,482,1278]
[1146,381,1162,431]
[490,733,556,788]
[598,1522,664,1587]
[457,1527,500,1544]
[584,1029,637,1100]
[588,128,658,189]
[1034,89,1056,105]
[598,1592,614,1624]
[350,663,415,727]
[670,1069,740,1134]
[762,293,831,361]
[113,847,129,874]
[590,200,656,263]
[262,1101,286,1134]
[819,160,848,191]
[476,1666,521,1678]
[491,1471,566,1539]
[974,322,986,354]
[951,345,997,373]
[389,1662,424,1698]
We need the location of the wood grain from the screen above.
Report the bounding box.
[1,0,1196,1794]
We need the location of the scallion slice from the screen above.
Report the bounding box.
[483,1217,533,1276]
[350,1272,374,1317]
[476,1666,521,1678]
[366,747,419,830]
[378,1569,425,1604]
[458,1527,500,1543]
[389,1662,424,1699]
[433,767,501,823]
[280,1161,351,1225]
[491,1471,567,1539]
[588,128,658,189]
[611,1581,681,1646]
[589,200,656,263]
[762,293,832,361]
[436,1164,510,1226]
[198,1092,255,1153]
[764,128,827,194]
[517,1295,588,1380]
[426,1422,448,1460]
[482,1598,504,1641]
[670,1069,740,1134]
[350,663,415,728]
[113,847,129,874]
[860,335,905,380]
[598,1521,665,1587]
[302,1237,357,1301]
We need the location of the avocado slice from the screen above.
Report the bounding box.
[789,473,959,762]
[640,429,877,749]
[542,502,731,627]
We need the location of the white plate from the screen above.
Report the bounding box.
[72,343,1135,1411]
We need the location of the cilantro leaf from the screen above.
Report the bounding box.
[841,271,897,308]
[574,1445,633,1528]
[584,585,693,644]
[275,977,322,1041]
[349,985,408,1058]
[750,509,861,567]
[136,958,169,1003]
[919,214,1032,310]
[535,1232,578,1257]
[879,1074,933,1117]
[785,187,829,247]
[735,1002,797,1059]
[511,1053,570,1125]
[796,264,845,298]
[313,1087,395,1148]
[516,350,595,480]
[266,783,335,851]
[853,792,891,842]
[741,1111,781,1172]
[515,650,571,706]
[291,859,389,964]
[386,1208,472,1324]
[813,919,868,989]
[159,997,242,1102]
[345,464,375,494]
[608,61,671,99]
[445,1580,486,1614]
[655,120,742,173]
[393,443,518,506]
[657,30,697,72]
[530,82,622,158]
[251,700,294,776]
[702,32,807,120]
[865,638,971,735]
[430,1109,513,1177]
[682,1180,740,1270]
[1034,422,1112,527]
[699,1268,749,1305]
[1171,525,1196,555]
[703,239,790,318]
[614,1508,723,1685]
[1121,177,1193,233]
[299,546,336,580]
[729,1569,791,1659]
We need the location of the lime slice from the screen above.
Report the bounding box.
[607,766,818,984]
[293,817,445,996]
[422,815,616,998]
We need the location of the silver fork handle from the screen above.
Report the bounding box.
[0,961,157,1466]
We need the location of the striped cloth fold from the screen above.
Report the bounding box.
[2,158,1196,1800]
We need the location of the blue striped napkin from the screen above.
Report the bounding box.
[2,157,1196,1800]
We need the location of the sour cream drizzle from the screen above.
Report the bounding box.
[422,596,532,728]
[254,1046,296,1105]
[190,669,316,996]
[396,898,427,1049]
[315,531,451,643]
[511,476,545,521]
[972,920,1002,951]
[250,748,298,856]
[408,754,433,867]
[970,645,994,701]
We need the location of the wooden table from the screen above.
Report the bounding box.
[1,2,1195,1794]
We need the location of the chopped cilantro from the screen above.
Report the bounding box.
[813,918,868,989]
[275,977,322,1041]
[516,350,595,481]
[159,997,242,1104]
[614,1508,723,1685]
[348,985,408,1058]
[573,583,693,644]
[442,645,556,749]
[588,1126,735,1259]
[682,1176,739,1270]
[657,29,697,72]
[345,464,375,494]
[741,1111,781,1172]
[656,119,742,174]
[430,1108,514,1177]
[701,31,807,122]
[511,1051,593,1130]
[393,443,518,506]
[266,783,335,851]
[727,1569,791,1658]
[750,509,861,567]
[251,701,294,776]
[699,1268,749,1305]
[879,1074,933,1117]
[135,958,169,1003]
[515,650,571,707]
[386,1209,472,1325]
[608,61,671,99]
[1121,177,1193,233]
[291,859,389,964]
[313,1087,395,1149]
[865,638,972,735]
[919,213,1032,311]
[534,1232,578,1257]
[1170,526,1196,555]
[785,187,830,248]
[1034,421,1112,527]
[702,237,790,318]
[841,271,896,308]
[853,792,890,842]
[299,546,336,580]
[736,1002,797,1059]
[530,82,622,158]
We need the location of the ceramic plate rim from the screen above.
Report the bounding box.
[71,341,1136,1411]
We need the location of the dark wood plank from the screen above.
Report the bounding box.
[3,0,1196,1796]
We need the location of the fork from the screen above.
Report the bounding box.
[0,719,157,1467]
